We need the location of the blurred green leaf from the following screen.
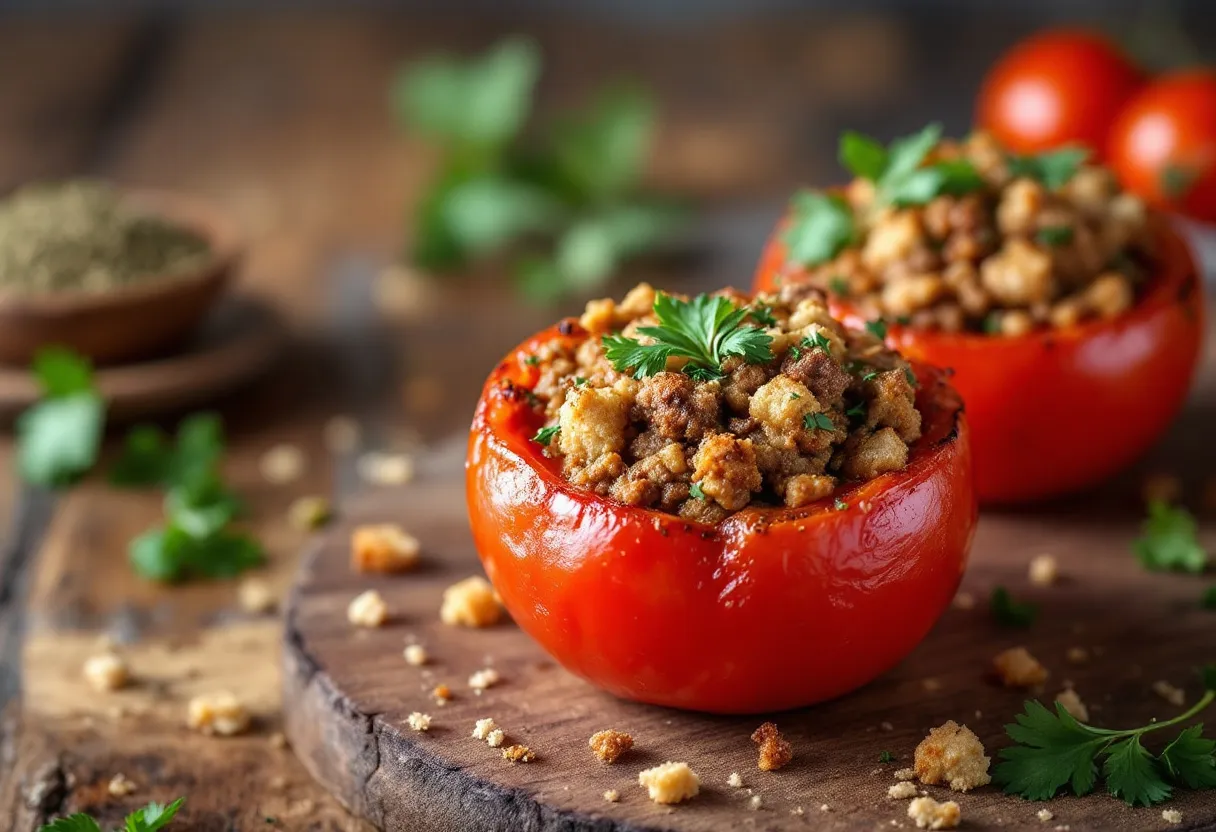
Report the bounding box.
[17,393,104,488]
[441,177,566,254]
[33,348,95,397]
[551,86,654,203]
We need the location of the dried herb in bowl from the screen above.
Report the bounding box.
[0,180,212,294]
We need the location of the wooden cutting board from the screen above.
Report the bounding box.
[283,401,1216,832]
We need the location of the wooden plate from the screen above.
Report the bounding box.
[0,295,285,423]
[283,435,1216,832]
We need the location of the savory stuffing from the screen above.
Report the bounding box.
[913,720,992,792]
[907,796,961,830]
[638,761,700,804]
[993,646,1049,688]
[589,729,634,764]
[776,126,1155,334]
[752,721,794,771]
[524,283,923,520]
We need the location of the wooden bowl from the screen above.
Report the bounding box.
[0,188,242,367]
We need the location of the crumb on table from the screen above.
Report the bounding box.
[751,721,793,771]
[351,523,420,573]
[888,781,919,799]
[1153,680,1186,707]
[403,644,428,666]
[908,796,961,830]
[993,646,1049,687]
[589,729,634,764]
[1028,554,1060,585]
[502,744,536,763]
[238,577,277,614]
[468,667,501,691]
[83,653,128,692]
[187,692,250,737]
[472,717,498,740]
[407,712,432,732]
[913,720,991,791]
[638,761,700,804]
[440,576,502,628]
[347,589,389,628]
[1056,688,1089,722]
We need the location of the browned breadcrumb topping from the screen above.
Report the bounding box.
[913,720,991,792]
[589,729,634,764]
[502,744,536,763]
[778,131,1154,334]
[752,721,794,771]
[525,283,923,520]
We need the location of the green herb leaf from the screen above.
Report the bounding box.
[130,524,262,583]
[1103,736,1172,807]
[1036,226,1074,247]
[1007,147,1090,189]
[839,131,888,180]
[904,367,919,388]
[18,392,105,488]
[1203,586,1216,610]
[1159,725,1216,790]
[1160,165,1200,201]
[393,37,540,148]
[38,815,103,832]
[440,177,564,255]
[846,402,867,420]
[166,475,242,539]
[879,750,895,764]
[834,498,849,511]
[551,86,653,202]
[109,425,173,486]
[748,303,778,328]
[995,700,1104,800]
[865,319,888,340]
[532,425,560,446]
[1134,500,1207,573]
[689,481,706,500]
[804,412,835,431]
[782,191,855,267]
[803,331,831,354]
[33,347,95,397]
[126,798,185,832]
[990,585,1037,628]
[840,124,984,208]
[828,276,850,295]
[604,293,773,381]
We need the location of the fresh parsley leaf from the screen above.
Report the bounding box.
[803,331,831,354]
[18,393,104,488]
[879,750,895,764]
[130,524,263,583]
[846,402,867,420]
[523,355,540,367]
[111,413,224,490]
[789,392,801,400]
[1036,226,1074,247]
[1161,165,1200,200]
[904,367,919,388]
[33,347,95,397]
[990,585,1038,628]
[834,498,849,511]
[110,425,173,486]
[532,425,560,446]
[39,815,102,832]
[603,293,773,381]
[689,481,706,500]
[862,370,879,382]
[166,475,242,539]
[574,376,588,387]
[828,276,850,295]
[1134,500,1207,573]
[782,190,855,267]
[839,131,888,180]
[551,85,653,202]
[39,798,184,832]
[1007,147,1090,189]
[804,412,835,431]
[1159,725,1216,790]
[1103,736,1172,807]
[748,303,778,328]
[865,319,888,340]
[440,177,564,255]
[995,700,1104,800]
[1203,586,1216,610]
[840,124,983,208]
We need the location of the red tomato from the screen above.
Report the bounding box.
[754,217,1204,504]
[1109,71,1216,223]
[466,325,976,714]
[977,30,1142,159]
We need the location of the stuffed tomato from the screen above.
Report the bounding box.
[754,125,1204,503]
[466,284,975,713]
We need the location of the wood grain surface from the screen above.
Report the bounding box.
[284,392,1216,832]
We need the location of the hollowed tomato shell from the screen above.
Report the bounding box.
[754,216,1204,504]
[466,324,976,714]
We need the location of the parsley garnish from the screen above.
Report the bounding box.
[789,392,802,400]
[602,293,773,382]
[532,425,560,446]
[879,750,895,764]
[1134,501,1207,573]
[748,303,778,328]
[17,348,105,488]
[983,313,1004,335]
[829,276,849,295]
[903,367,919,388]
[846,402,867,420]
[804,412,835,431]
[1006,147,1089,189]
[782,190,856,267]
[865,319,888,340]
[839,124,983,207]
[1036,226,1074,247]
[834,498,849,511]
[862,371,879,382]
[689,481,706,500]
[990,586,1038,628]
[40,797,185,832]
[995,668,1216,806]
[803,331,832,354]
[1161,165,1200,200]
[574,376,589,387]
[1203,586,1216,610]
[523,354,540,366]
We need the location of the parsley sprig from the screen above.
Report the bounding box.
[603,293,773,382]
[1006,147,1089,189]
[17,348,105,487]
[995,668,1216,806]
[781,190,855,267]
[40,797,184,832]
[990,586,1038,628]
[1134,500,1208,573]
[839,123,984,208]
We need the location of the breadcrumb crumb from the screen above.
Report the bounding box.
[260,443,305,484]
[187,692,250,736]
[748,794,762,810]
[1028,554,1060,585]
[1162,809,1183,824]
[407,712,432,732]
[440,576,502,628]
[908,796,961,830]
[1037,809,1054,822]
[472,718,498,740]
[432,684,452,705]
[638,762,700,804]
[922,678,942,693]
[268,731,288,749]
[468,667,501,692]
[238,578,277,614]
[347,590,388,628]
[751,721,793,771]
[914,721,991,791]
[357,451,414,486]
[83,653,128,692]
[728,772,744,788]
[487,728,505,748]
[107,773,137,797]
[1153,680,1186,707]
[603,789,620,803]
[351,524,420,573]
[403,644,428,666]
[288,495,331,530]
[1065,647,1089,665]
[993,646,1049,687]
[888,782,919,799]
[894,768,916,781]
[1056,688,1089,722]
[589,729,634,764]
[952,591,976,610]
[502,744,535,763]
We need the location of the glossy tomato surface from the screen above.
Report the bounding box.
[466,330,976,714]
[977,29,1142,159]
[754,218,1204,504]
[1109,71,1216,224]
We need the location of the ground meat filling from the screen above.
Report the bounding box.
[779,131,1155,334]
[523,283,923,520]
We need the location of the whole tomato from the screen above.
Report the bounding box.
[1109,71,1216,223]
[977,30,1142,159]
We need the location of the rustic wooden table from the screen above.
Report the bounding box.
[0,9,1213,831]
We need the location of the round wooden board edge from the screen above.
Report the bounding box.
[281,534,663,832]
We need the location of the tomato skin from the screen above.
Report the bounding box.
[754,217,1203,504]
[466,328,976,714]
[977,30,1142,159]
[1109,71,1216,224]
